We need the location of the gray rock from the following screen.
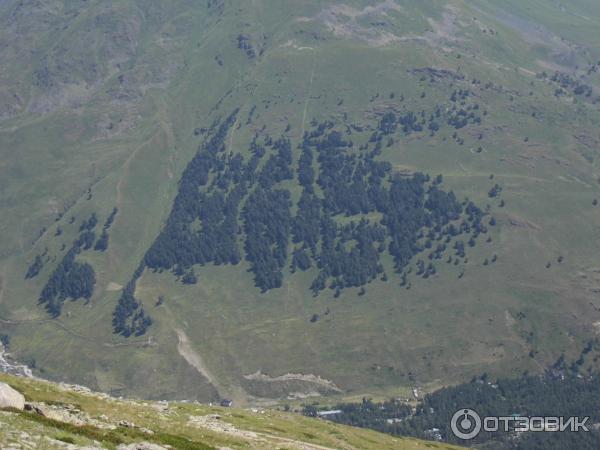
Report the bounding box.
[117,443,170,450]
[0,382,25,410]
[25,402,86,425]
[118,419,136,428]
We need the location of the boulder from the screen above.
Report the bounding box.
[118,419,136,428]
[0,382,25,410]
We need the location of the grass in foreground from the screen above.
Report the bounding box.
[0,373,467,450]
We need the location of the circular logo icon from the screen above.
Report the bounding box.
[451,408,482,440]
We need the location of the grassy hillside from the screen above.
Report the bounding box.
[1,0,600,404]
[0,373,466,450]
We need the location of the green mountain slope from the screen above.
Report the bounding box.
[0,373,466,450]
[1,0,600,404]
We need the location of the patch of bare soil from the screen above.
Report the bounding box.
[425,7,462,45]
[175,329,220,394]
[502,213,542,231]
[243,371,342,392]
[306,0,415,47]
[106,282,123,292]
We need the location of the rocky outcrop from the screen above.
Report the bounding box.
[117,443,170,450]
[0,381,25,409]
[24,401,117,430]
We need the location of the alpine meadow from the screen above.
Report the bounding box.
[1,0,600,439]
